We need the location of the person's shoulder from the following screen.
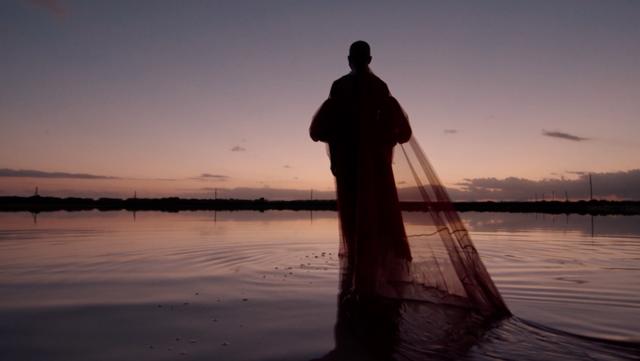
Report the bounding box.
[368,72,390,94]
[330,73,353,95]
[369,73,387,87]
[332,73,352,87]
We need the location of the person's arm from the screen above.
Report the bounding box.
[310,82,338,142]
[310,98,335,142]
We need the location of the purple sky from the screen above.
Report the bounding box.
[1,0,639,199]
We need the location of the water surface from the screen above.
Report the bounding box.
[0,211,638,360]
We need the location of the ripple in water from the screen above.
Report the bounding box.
[0,211,638,360]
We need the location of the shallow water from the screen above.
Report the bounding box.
[0,211,638,360]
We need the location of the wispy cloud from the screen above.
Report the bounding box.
[444,129,458,134]
[542,130,589,142]
[230,146,246,152]
[28,0,66,18]
[192,173,229,181]
[566,170,588,176]
[0,168,117,179]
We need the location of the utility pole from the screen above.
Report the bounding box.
[589,174,593,201]
[310,189,314,201]
[214,188,218,200]
[565,191,568,202]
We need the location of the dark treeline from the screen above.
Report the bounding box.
[1,196,639,215]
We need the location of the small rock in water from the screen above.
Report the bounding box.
[195,292,199,295]
[175,337,181,342]
[183,302,189,306]
[148,345,154,349]
[222,341,230,346]
[242,298,248,302]
[189,339,197,344]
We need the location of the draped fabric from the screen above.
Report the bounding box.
[311,71,509,317]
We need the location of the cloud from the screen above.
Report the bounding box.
[443,169,640,201]
[566,170,588,176]
[542,130,589,142]
[230,146,246,152]
[443,129,458,134]
[28,0,66,18]
[192,173,229,181]
[195,170,640,201]
[0,168,117,179]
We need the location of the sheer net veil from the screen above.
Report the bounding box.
[392,137,510,316]
[311,64,509,318]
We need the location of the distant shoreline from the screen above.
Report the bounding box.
[1,196,639,215]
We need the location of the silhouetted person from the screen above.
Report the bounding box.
[310,41,412,294]
[309,41,511,361]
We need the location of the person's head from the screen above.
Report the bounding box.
[348,40,372,72]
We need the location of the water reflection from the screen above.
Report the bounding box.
[313,264,492,361]
[0,211,639,360]
[12,210,640,236]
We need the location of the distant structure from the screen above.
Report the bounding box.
[310,189,314,201]
[134,191,137,199]
[589,174,594,201]
[33,186,39,197]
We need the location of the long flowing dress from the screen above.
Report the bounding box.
[310,70,509,317]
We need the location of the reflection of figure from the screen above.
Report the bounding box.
[310,41,412,295]
[310,267,487,361]
[310,266,402,361]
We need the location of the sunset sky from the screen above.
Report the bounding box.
[1,0,639,200]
